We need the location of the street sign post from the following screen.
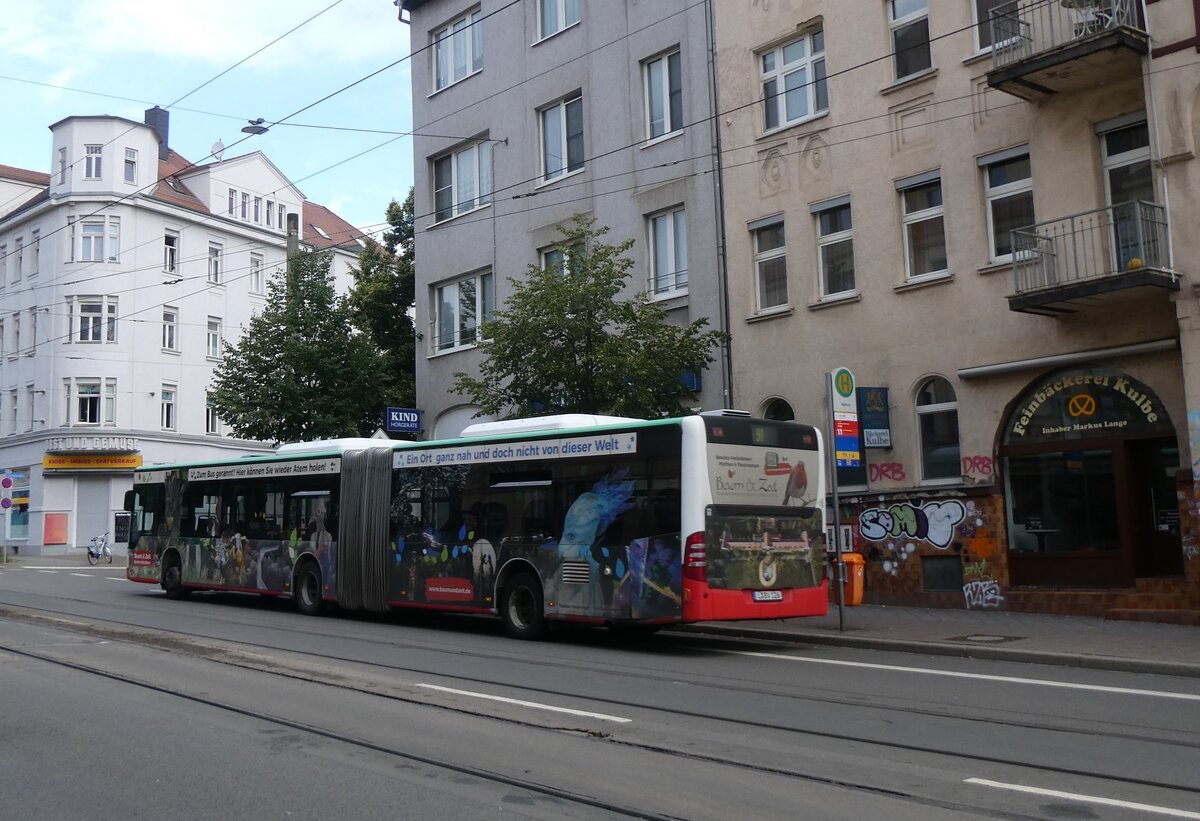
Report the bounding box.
[0,475,11,563]
[826,367,859,632]
[386,408,422,435]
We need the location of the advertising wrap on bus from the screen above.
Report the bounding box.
[703,443,825,592]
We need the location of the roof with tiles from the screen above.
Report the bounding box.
[0,164,51,186]
[149,149,208,214]
[302,200,367,250]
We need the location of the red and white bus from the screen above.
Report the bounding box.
[125,411,828,638]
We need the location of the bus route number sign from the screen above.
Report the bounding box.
[387,408,422,434]
[830,367,861,469]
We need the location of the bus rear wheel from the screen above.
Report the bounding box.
[161,555,190,600]
[501,571,546,640]
[294,561,324,616]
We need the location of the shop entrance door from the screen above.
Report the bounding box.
[1127,438,1184,578]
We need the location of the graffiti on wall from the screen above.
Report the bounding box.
[859,499,966,550]
[962,560,1004,609]
[961,455,994,478]
[868,463,907,483]
[1188,409,1200,482]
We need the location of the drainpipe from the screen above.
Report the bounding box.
[1139,0,1175,274]
[705,0,734,409]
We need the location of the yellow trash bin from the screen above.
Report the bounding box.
[837,552,865,606]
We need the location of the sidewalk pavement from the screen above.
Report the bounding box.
[5,553,1198,677]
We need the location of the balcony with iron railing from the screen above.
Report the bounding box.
[1008,201,1178,315]
[987,0,1148,100]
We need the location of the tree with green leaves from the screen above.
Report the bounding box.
[452,216,725,419]
[346,190,417,426]
[209,250,385,444]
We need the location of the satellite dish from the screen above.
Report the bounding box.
[212,139,225,161]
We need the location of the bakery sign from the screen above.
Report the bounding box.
[1004,366,1173,444]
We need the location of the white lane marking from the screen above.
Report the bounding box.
[966,778,1200,819]
[414,683,632,724]
[36,570,59,574]
[731,651,1200,702]
[105,577,129,582]
[70,573,91,578]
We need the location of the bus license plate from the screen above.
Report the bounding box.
[753,590,783,602]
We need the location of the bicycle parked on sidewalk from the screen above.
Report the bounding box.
[87,532,112,565]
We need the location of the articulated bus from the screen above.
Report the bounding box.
[125,411,828,638]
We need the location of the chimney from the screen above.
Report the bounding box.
[144,106,170,161]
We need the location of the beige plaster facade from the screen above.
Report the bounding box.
[714,0,1200,617]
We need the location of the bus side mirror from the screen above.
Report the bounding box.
[123,490,136,513]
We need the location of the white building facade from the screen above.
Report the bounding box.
[0,109,363,555]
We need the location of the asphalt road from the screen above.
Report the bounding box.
[1,563,1198,820]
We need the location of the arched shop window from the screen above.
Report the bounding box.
[916,377,960,481]
[762,398,795,421]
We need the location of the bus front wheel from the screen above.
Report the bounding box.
[500,571,546,640]
[294,561,324,616]
[161,555,190,600]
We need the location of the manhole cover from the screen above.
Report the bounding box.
[947,634,1026,644]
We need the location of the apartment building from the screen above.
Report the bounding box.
[399,0,728,437]
[0,108,364,555]
[714,0,1200,617]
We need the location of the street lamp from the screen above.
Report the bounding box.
[241,118,268,136]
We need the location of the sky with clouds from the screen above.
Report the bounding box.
[0,0,414,233]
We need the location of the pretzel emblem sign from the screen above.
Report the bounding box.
[1067,394,1097,418]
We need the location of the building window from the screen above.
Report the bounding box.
[163,231,179,273]
[541,241,584,276]
[250,253,264,294]
[58,147,67,184]
[760,29,827,133]
[27,307,37,355]
[434,271,493,352]
[974,0,1018,50]
[539,0,580,40]
[815,200,855,297]
[124,148,137,184]
[8,389,16,434]
[70,296,119,343]
[161,386,176,430]
[241,193,249,220]
[104,378,116,424]
[26,384,35,431]
[752,219,788,312]
[80,217,119,262]
[648,206,687,296]
[433,8,483,91]
[73,380,101,425]
[228,189,237,216]
[982,150,1034,262]
[890,0,932,80]
[208,243,222,284]
[433,141,492,222]
[162,307,178,351]
[644,49,682,140]
[206,394,220,435]
[279,205,287,231]
[541,95,584,182]
[916,377,960,481]
[0,245,6,285]
[207,317,222,358]
[10,313,19,359]
[85,145,102,179]
[1101,120,1155,270]
[253,197,262,223]
[30,230,38,276]
[13,238,22,283]
[266,200,274,227]
[899,175,947,280]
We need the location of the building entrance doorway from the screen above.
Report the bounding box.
[1001,366,1182,589]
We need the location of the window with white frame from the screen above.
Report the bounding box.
[69,379,102,425]
[162,307,178,351]
[539,0,580,40]
[80,217,119,262]
[752,218,788,312]
[541,241,584,275]
[8,389,16,434]
[0,244,6,285]
[916,376,960,481]
[207,317,222,358]
[104,378,116,424]
[163,230,178,273]
[644,49,682,140]
[241,193,249,220]
[267,200,275,227]
[279,204,287,231]
[898,173,947,280]
[814,199,855,297]
[124,148,137,184]
[250,253,264,294]
[228,189,236,216]
[0,319,4,357]
[10,313,19,359]
[25,384,34,431]
[30,230,38,276]
[974,0,1018,51]
[161,385,176,430]
[27,307,37,355]
[760,29,827,133]
[541,95,584,182]
[70,296,118,343]
[890,0,932,80]
[433,8,483,91]
[13,237,22,283]
[254,197,262,223]
[85,145,102,179]
[208,243,222,284]
[434,271,493,352]
[648,206,687,296]
[433,140,492,222]
[58,147,67,184]
[205,393,220,435]
[981,149,1034,262]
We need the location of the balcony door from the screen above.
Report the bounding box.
[1101,120,1154,271]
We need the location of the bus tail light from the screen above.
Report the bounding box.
[683,531,707,582]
